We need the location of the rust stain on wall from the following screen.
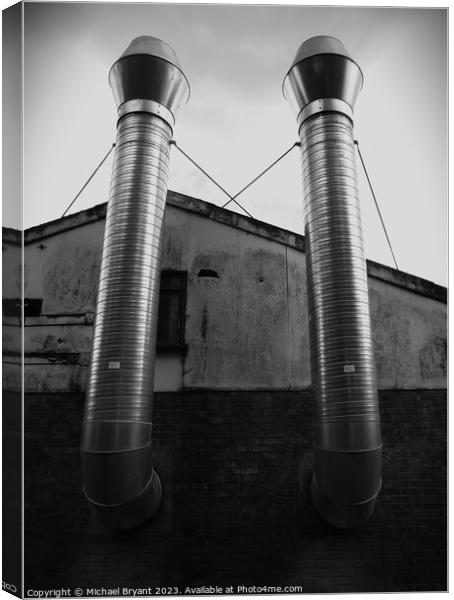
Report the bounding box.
[419,337,446,380]
[368,286,397,387]
[162,227,186,270]
[27,327,93,354]
[185,248,288,388]
[42,243,101,314]
[369,281,447,388]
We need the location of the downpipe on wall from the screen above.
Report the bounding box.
[81,37,189,530]
[283,36,382,528]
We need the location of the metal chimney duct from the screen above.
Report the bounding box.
[283,36,382,528]
[81,36,189,530]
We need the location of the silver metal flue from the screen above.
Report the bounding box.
[283,36,382,528]
[81,36,189,530]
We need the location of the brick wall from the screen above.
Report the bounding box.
[24,390,446,593]
[3,392,22,597]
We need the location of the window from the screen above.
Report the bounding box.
[3,274,187,348]
[156,271,187,349]
[2,298,43,318]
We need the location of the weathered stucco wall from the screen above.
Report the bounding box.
[369,279,446,389]
[174,214,302,389]
[5,194,446,393]
[3,229,22,391]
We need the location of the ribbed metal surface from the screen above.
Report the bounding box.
[81,35,188,530]
[299,112,380,445]
[284,35,381,527]
[84,112,171,429]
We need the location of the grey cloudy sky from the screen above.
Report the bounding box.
[18,2,447,285]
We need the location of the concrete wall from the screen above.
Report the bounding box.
[4,193,446,392]
[369,279,446,388]
[2,228,22,391]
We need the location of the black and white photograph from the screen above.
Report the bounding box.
[2,1,448,597]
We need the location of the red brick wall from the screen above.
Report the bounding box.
[23,390,446,593]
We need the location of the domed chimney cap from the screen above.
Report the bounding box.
[119,35,183,70]
[289,35,353,69]
[283,35,363,120]
[109,35,190,120]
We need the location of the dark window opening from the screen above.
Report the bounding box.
[157,271,187,349]
[197,268,219,279]
[3,298,43,318]
[2,298,21,318]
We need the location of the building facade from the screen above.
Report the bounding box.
[3,191,448,592]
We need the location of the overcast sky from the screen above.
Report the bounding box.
[13,2,449,285]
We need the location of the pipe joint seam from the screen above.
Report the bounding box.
[311,475,380,529]
[83,467,162,531]
[312,474,382,508]
[83,466,159,508]
[81,442,153,455]
[313,443,383,453]
[81,443,161,529]
[118,99,175,131]
[297,98,353,132]
[314,446,382,490]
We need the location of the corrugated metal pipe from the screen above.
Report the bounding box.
[81,36,189,530]
[283,36,382,528]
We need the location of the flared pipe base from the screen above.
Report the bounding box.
[84,468,162,531]
[311,476,378,529]
[311,445,381,528]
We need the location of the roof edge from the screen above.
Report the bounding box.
[16,191,446,304]
[3,227,22,245]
